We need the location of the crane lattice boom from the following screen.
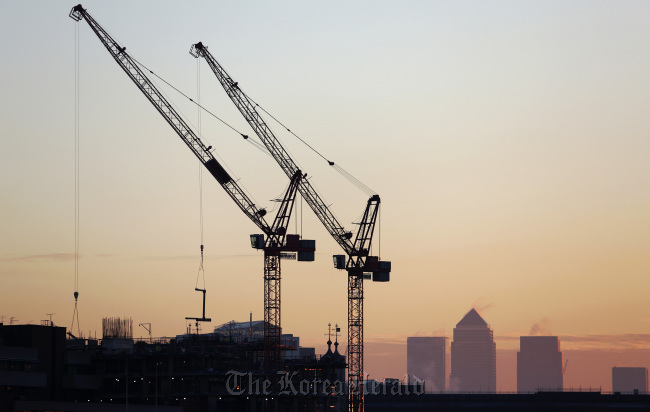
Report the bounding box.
[190,42,358,256]
[69,5,270,235]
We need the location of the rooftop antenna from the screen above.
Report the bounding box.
[139,323,152,342]
[10,317,18,325]
[46,313,55,326]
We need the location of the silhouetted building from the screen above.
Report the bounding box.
[612,367,648,394]
[407,336,446,392]
[0,324,67,404]
[318,323,346,395]
[4,323,650,411]
[0,321,341,411]
[517,336,563,392]
[450,308,496,393]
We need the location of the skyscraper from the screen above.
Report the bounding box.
[517,336,563,393]
[407,336,447,392]
[450,308,496,393]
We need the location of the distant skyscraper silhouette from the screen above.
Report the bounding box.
[407,336,447,392]
[612,367,648,394]
[517,336,563,393]
[450,308,496,393]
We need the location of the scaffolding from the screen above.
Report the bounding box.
[102,317,133,339]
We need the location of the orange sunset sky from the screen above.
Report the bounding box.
[2,1,649,392]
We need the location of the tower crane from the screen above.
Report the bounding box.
[69,5,314,368]
[191,42,391,412]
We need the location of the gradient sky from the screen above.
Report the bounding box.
[1,1,649,391]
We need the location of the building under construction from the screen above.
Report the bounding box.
[0,320,346,412]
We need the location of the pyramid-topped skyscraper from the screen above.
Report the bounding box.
[450,308,496,392]
[456,308,488,327]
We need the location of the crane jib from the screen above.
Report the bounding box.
[204,158,232,185]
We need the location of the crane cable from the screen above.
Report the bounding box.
[71,20,81,338]
[130,56,272,213]
[131,57,375,197]
[250,99,377,197]
[131,57,268,156]
[195,59,206,291]
[378,207,381,259]
[127,58,272,219]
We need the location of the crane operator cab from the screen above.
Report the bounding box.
[250,233,316,262]
[333,255,391,282]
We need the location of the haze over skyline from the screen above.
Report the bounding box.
[1,1,649,392]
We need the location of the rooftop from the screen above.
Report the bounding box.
[456,308,488,328]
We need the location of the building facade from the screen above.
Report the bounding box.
[450,308,496,393]
[517,336,563,393]
[612,367,648,394]
[407,336,447,392]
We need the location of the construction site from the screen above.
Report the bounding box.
[0,4,391,412]
[5,3,650,412]
[0,318,352,411]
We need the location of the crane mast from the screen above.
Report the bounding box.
[70,5,314,367]
[191,42,390,412]
[263,169,303,367]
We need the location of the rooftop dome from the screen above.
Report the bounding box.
[319,323,345,365]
